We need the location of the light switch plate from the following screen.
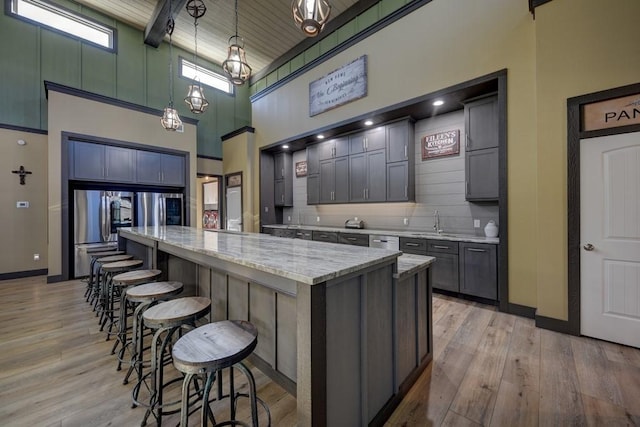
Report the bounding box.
[474,219,480,228]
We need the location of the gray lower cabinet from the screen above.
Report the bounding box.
[136,151,185,186]
[350,149,386,202]
[466,147,498,201]
[72,141,135,182]
[399,237,427,255]
[312,230,338,243]
[426,240,460,293]
[338,232,369,247]
[459,242,497,300]
[294,229,313,240]
[319,157,349,203]
[272,228,296,238]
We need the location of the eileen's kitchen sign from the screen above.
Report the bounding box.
[422,130,460,160]
[583,93,640,131]
[309,55,367,117]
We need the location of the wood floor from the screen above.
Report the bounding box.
[0,276,639,426]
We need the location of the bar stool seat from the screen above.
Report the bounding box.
[110,269,163,369]
[138,296,211,425]
[84,249,124,300]
[91,254,135,314]
[172,320,270,427]
[99,259,143,335]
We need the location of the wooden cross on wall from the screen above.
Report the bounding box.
[12,165,32,185]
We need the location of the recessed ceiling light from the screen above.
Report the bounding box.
[364,119,374,126]
[282,144,289,149]
[317,134,325,139]
[433,100,444,106]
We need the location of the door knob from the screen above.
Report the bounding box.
[583,243,595,251]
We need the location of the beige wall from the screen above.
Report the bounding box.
[47,90,198,279]
[244,0,640,321]
[222,131,255,232]
[0,129,48,275]
[250,0,539,308]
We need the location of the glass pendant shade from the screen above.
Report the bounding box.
[185,80,209,113]
[161,104,182,131]
[292,0,331,37]
[223,36,252,86]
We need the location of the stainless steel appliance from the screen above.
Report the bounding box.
[345,218,365,229]
[137,192,184,227]
[369,235,400,250]
[73,190,133,277]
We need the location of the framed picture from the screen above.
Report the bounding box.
[295,161,308,177]
[422,129,460,160]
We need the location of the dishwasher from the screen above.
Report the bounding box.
[369,235,400,250]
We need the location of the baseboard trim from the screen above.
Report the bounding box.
[508,303,536,319]
[0,269,48,281]
[46,274,64,283]
[535,314,578,335]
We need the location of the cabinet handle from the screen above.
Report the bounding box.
[281,168,285,178]
[404,145,407,158]
[281,194,284,203]
[363,189,366,199]
[405,243,420,247]
[433,245,450,250]
[466,133,469,149]
[466,181,469,194]
[405,185,407,197]
[347,237,356,241]
[468,248,486,252]
[366,188,369,199]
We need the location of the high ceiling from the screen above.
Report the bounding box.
[72,0,360,77]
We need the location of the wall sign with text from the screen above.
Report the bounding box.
[295,161,307,177]
[583,93,640,131]
[422,130,460,160]
[309,55,367,117]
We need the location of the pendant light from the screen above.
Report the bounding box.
[292,0,331,37]
[222,0,251,86]
[160,0,182,131]
[184,0,209,114]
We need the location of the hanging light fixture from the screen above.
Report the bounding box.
[160,0,182,131]
[222,0,251,86]
[292,0,331,37]
[184,0,209,114]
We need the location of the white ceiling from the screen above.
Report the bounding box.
[72,0,360,76]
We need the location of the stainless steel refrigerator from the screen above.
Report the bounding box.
[73,190,133,277]
[136,192,184,227]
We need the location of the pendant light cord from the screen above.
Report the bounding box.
[234,0,239,38]
[168,0,174,105]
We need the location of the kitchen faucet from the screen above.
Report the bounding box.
[433,210,442,234]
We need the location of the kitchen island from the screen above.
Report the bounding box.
[119,226,434,427]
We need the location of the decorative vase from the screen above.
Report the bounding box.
[484,220,498,238]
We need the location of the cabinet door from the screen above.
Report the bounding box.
[400,237,427,255]
[428,252,459,292]
[386,161,409,202]
[349,153,366,202]
[136,151,162,184]
[334,156,349,203]
[365,126,386,151]
[367,149,386,202]
[307,174,319,205]
[318,140,335,161]
[334,136,349,158]
[465,95,498,151]
[260,152,276,225]
[274,153,286,179]
[312,230,338,243]
[105,146,135,182]
[349,132,366,155]
[466,147,498,201]
[386,121,411,163]
[307,144,320,175]
[459,243,497,299]
[319,159,335,203]
[161,153,185,186]
[338,233,369,247]
[73,141,105,180]
[274,180,285,206]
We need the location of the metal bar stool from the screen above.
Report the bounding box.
[99,259,143,336]
[93,254,134,316]
[172,320,271,427]
[138,296,211,426]
[85,250,125,302]
[110,269,163,370]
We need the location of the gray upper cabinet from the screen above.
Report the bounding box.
[350,149,386,202]
[349,126,385,154]
[464,95,498,151]
[71,141,134,182]
[319,157,349,203]
[136,151,185,187]
[260,152,276,225]
[386,120,413,163]
[387,162,410,202]
[386,119,415,202]
[307,144,320,175]
[318,137,349,161]
[466,147,498,201]
[307,174,319,205]
[274,152,293,207]
[459,242,497,300]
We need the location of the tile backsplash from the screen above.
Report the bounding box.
[283,110,499,236]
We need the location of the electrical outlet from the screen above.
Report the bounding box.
[403,218,409,225]
[474,219,480,228]
[316,216,320,222]
[287,216,291,222]
[33,254,40,261]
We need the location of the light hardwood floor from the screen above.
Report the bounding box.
[0,276,639,426]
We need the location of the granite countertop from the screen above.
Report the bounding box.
[263,224,499,244]
[396,254,435,279]
[120,226,406,285]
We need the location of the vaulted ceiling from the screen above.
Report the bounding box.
[72,0,360,77]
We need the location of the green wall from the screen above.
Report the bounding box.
[0,0,250,158]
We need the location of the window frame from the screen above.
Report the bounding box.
[6,0,117,53]
[179,57,234,96]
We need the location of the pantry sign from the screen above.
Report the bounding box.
[422,129,460,160]
[309,55,367,117]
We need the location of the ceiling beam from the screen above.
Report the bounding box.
[144,0,189,48]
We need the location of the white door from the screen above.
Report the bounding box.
[581,132,640,348]
[226,187,242,231]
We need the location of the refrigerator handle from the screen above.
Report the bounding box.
[160,195,165,226]
[100,193,108,242]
